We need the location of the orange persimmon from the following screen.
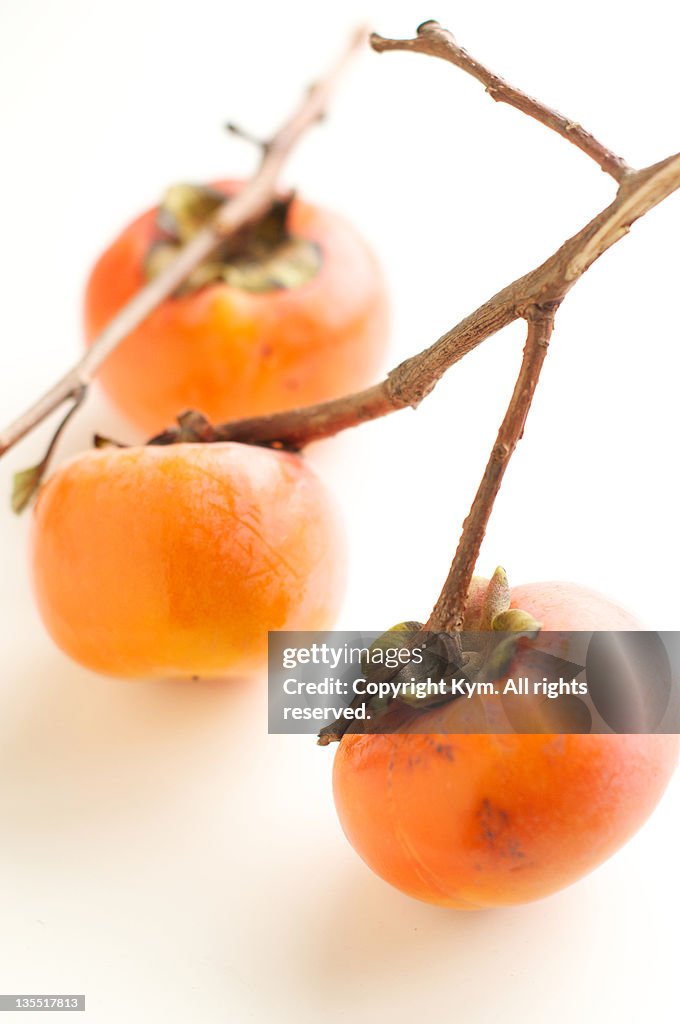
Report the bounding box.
[84,181,389,434]
[333,581,679,908]
[30,442,345,679]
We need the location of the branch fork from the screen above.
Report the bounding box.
[3,20,680,642]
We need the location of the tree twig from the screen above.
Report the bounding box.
[153,150,680,450]
[426,305,557,632]
[370,20,631,182]
[0,25,367,462]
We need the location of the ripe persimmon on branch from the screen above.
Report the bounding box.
[0,25,368,508]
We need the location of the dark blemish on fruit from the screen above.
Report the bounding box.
[260,345,273,358]
[478,798,507,844]
[424,737,456,761]
[506,839,526,860]
[477,799,525,860]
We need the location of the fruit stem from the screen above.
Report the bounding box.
[426,303,557,632]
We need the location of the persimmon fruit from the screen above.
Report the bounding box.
[333,580,678,908]
[84,181,389,434]
[30,442,345,679]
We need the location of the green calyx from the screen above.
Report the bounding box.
[317,569,544,743]
[468,566,542,635]
[145,183,322,295]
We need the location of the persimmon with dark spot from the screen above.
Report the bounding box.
[332,579,678,908]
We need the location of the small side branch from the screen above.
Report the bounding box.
[371,21,632,183]
[426,306,557,633]
[10,386,87,513]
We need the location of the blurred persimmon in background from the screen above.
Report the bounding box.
[84,181,389,435]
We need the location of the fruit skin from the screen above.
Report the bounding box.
[30,443,345,679]
[84,181,390,434]
[333,582,679,909]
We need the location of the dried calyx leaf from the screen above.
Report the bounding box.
[93,433,127,449]
[492,609,542,634]
[11,387,87,514]
[11,464,45,515]
[145,184,322,296]
[480,565,511,629]
[317,623,425,746]
[360,621,423,670]
[157,183,225,241]
[360,621,425,712]
[470,567,542,635]
[397,631,466,708]
[470,571,542,682]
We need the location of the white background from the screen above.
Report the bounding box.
[1,1,679,1021]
